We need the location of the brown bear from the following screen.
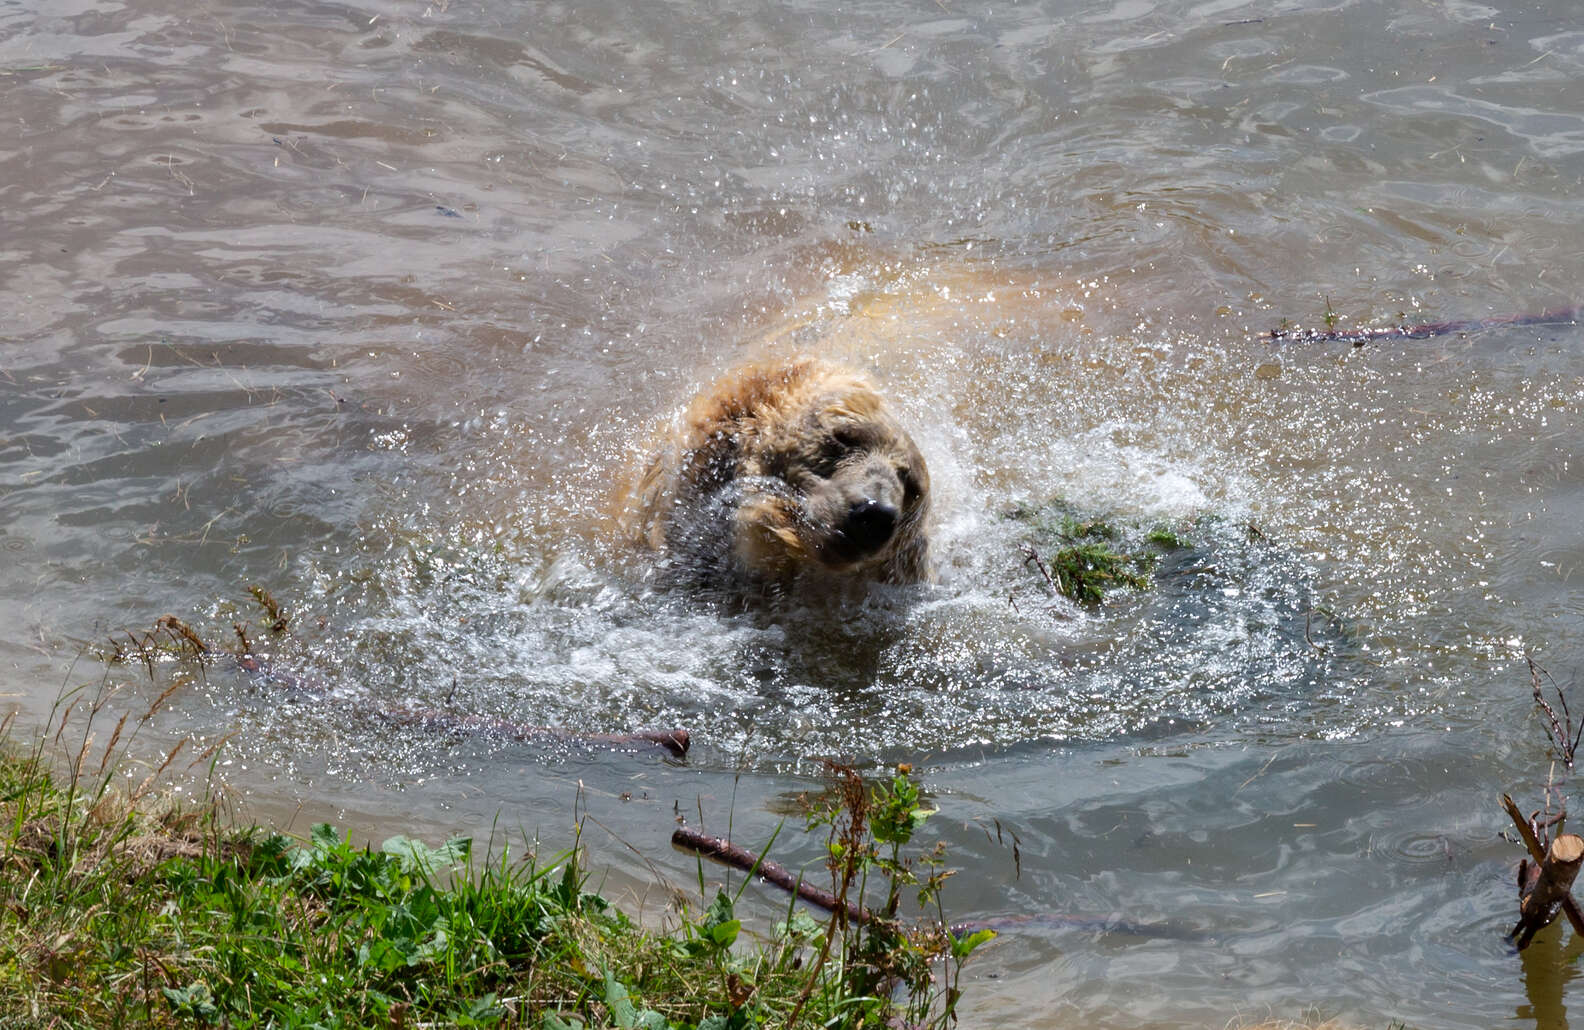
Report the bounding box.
[621,357,930,587]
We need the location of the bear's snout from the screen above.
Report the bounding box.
[840,498,898,556]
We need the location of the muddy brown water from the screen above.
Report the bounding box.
[6,0,1584,1025]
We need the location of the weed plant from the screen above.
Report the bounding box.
[782,762,994,1028]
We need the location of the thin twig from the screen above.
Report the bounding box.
[1020,545,1060,598]
[1529,656,1580,768]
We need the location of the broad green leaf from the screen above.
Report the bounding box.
[952,927,996,959]
[604,970,638,1029]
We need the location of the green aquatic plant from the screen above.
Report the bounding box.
[1036,540,1154,603]
[1145,524,1192,550]
[1006,499,1191,605]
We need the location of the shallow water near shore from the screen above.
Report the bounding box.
[6,0,1584,1025]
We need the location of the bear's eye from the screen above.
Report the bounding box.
[832,427,865,449]
[897,466,920,504]
[818,427,864,468]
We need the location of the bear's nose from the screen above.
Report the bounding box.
[842,499,898,554]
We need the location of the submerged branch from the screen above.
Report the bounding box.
[389,710,690,758]
[110,612,689,759]
[1270,305,1580,346]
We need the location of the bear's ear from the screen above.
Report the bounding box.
[876,535,932,585]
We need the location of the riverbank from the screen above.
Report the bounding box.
[0,721,1410,1030]
[0,707,986,1028]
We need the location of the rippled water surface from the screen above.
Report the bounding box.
[6,0,1584,1025]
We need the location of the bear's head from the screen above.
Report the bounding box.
[626,358,932,588]
[729,371,930,582]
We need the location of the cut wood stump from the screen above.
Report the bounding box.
[1513,834,1584,950]
[1504,793,1584,949]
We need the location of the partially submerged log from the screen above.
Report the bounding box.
[1512,834,1584,950]
[226,654,691,757]
[231,653,329,695]
[390,710,690,758]
[671,826,870,924]
[1503,793,1584,948]
[947,911,1203,941]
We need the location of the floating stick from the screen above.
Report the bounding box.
[1270,306,1580,345]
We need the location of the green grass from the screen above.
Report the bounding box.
[0,688,987,1029]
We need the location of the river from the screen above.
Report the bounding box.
[4,0,1584,1025]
